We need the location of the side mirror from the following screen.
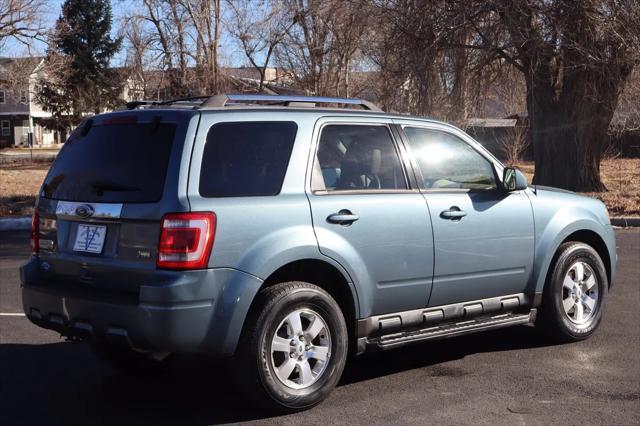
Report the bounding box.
[502,167,528,191]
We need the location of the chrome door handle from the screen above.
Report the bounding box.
[327,210,359,225]
[440,207,467,220]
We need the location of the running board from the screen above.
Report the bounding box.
[367,310,535,350]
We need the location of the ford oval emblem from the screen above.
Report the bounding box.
[75,204,95,218]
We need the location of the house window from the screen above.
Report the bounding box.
[1,120,10,137]
[20,90,28,104]
[0,90,5,104]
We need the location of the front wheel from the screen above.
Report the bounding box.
[234,281,348,412]
[538,242,608,342]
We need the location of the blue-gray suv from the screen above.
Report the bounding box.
[21,94,616,412]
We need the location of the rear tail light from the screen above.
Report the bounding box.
[157,212,216,270]
[30,209,39,254]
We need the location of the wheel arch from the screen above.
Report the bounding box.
[534,223,613,298]
[560,230,612,286]
[245,258,360,354]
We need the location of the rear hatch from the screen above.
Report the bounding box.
[33,110,199,300]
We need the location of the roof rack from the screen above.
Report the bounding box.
[200,94,383,111]
[123,93,383,112]
[124,96,211,110]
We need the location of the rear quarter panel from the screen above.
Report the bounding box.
[186,111,359,317]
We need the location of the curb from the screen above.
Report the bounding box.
[1,216,639,232]
[610,217,640,227]
[0,217,31,231]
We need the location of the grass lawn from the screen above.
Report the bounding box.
[0,158,638,218]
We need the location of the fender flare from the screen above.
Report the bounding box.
[530,208,611,296]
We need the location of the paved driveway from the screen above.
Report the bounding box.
[1,230,638,425]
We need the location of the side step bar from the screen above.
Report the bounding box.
[367,310,535,350]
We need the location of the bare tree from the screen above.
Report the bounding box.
[140,0,179,95]
[169,0,190,91]
[499,126,529,165]
[364,0,494,124]
[276,0,331,95]
[226,0,291,91]
[449,0,640,191]
[274,0,370,97]
[0,0,45,49]
[182,0,223,94]
[611,68,640,133]
[121,0,227,98]
[370,0,443,116]
[121,15,157,100]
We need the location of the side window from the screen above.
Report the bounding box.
[313,124,407,192]
[199,121,297,197]
[404,127,497,190]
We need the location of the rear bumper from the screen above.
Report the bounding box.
[20,258,263,356]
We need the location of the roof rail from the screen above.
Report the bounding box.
[124,100,156,110]
[124,96,212,110]
[199,93,383,112]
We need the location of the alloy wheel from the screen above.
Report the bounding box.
[269,308,332,389]
[561,261,599,325]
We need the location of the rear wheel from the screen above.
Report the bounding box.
[234,281,348,412]
[538,242,608,341]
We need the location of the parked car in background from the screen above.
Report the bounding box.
[21,94,616,412]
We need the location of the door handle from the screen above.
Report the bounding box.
[327,210,359,225]
[440,207,467,220]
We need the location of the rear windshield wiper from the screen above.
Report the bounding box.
[91,181,141,194]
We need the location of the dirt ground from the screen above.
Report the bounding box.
[0,162,49,217]
[516,158,640,217]
[0,158,639,217]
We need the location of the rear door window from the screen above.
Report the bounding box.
[199,121,297,197]
[312,124,407,192]
[43,120,177,203]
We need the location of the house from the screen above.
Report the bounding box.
[119,65,300,102]
[0,59,318,149]
[466,114,532,161]
[0,57,59,148]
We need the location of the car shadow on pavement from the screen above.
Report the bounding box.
[340,324,555,385]
[0,325,558,425]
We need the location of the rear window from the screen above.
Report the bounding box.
[199,121,297,197]
[42,121,177,203]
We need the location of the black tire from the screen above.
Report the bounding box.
[538,242,608,342]
[91,341,169,375]
[234,281,348,413]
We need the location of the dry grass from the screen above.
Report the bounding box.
[0,162,49,217]
[514,158,640,217]
[0,158,638,217]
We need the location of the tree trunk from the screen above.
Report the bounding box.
[213,0,220,93]
[530,102,607,192]
[527,67,631,192]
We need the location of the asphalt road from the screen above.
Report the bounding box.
[1,230,639,425]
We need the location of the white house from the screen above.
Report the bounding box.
[0,57,58,148]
